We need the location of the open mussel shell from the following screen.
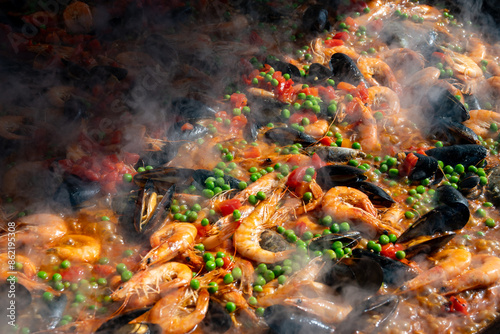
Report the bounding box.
[95,308,154,334]
[134,181,175,236]
[39,293,68,330]
[348,181,394,207]
[170,97,217,120]
[335,295,399,334]
[459,172,484,199]
[136,141,180,167]
[408,153,438,182]
[430,119,481,145]
[306,63,333,83]
[260,230,294,252]
[191,169,243,190]
[403,232,456,259]
[319,255,384,303]
[435,185,469,210]
[265,58,301,80]
[263,304,334,334]
[487,165,500,205]
[425,85,469,123]
[352,249,418,287]
[309,231,361,252]
[316,165,367,189]
[302,5,331,33]
[264,127,317,146]
[425,144,488,169]
[305,146,365,163]
[53,173,101,209]
[396,204,469,243]
[167,122,208,141]
[199,300,233,333]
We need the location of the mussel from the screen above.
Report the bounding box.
[397,186,469,243]
[170,97,217,120]
[351,249,418,287]
[53,173,101,209]
[306,63,333,83]
[309,231,361,252]
[264,127,317,146]
[425,144,488,169]
[95,308,160,334]
[260,230,294,252]
[265,58,302,80]
[329,53,366,86]
[303,5,331,33]
[335,295,399,334]
[264,304,334,334]
[198,300,233,333]
[405,153,439,182]
[459,172,484,198]
[305,146,365,163]
[133,181,174,236]
[167,122,208,141]
[487,165,500,205]
[404,232,457,259]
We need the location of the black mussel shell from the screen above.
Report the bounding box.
[61,59,90,81]
[309,231,361,252]
[264,305,333,334]
[408,153,438,181]
[435,185,469,210]
[425,86,469,123]
[429,119,481,145]
[89,65,128,81]
[463,93,481,110]
[404,232,456,259]
[191,169,243,190]
[95,308,153,334]
[264,127,317,146]
[170,97,217,120]
[134,182,175,236]
[305,146,364,162]
[243,121,262,142]
[260,230,294,252]
[53,173,101,209]
[348,181,395,207]
[316,165,368,189]
[167,122,208,141]
[352,249,418,287]
[459,172,483,199]
[265,58,301,80]
[487,166,500,205]
[306,63,332,83]
[425,144,488,169]
[335,295,399,334]
[136,141,180,168]
[40,293,68,330]
[319,256,383,302]
[329,53,366,86]
[199,300,233,333]
[64,97,90,122]
[303,5,331,33]
[396,204,469,243]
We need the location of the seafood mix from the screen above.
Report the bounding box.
[2,0,500,333]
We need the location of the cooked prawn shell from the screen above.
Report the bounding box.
[50,234,101,263]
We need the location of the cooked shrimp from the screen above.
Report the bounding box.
[304,119,329,138]
[51,234,101,263]
[356,0,396,27]
[406,66,441,88]
[399,248,472,292]
[312,38,360,64]
[111,262,192,308]
[0,213,67,249]
[284,297,352,324]
[234,188,293,263]
[463,109,500,138]
[234,171,284,203]
[322,186,402,236]
[0,116,31,140]
[0,253,52,292]
[378,48,425,81]
[367,86,400,115]
[467,38,487,64]
[247,87,276,99]
[134,287,210,334]
[234,257,255,295]
[441,254,500,295]
[357,57,402,94]
[406,4,442,21]
[140,223,197,269]
[442,48,483,92]
[63,1,93,34]
[355,99,382,152]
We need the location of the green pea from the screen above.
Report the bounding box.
[476,208,487,217]
[223,273,234,284]
[121,270,133,282]
[190,279,200,290]
[37,271,48,280]
[339,222,350,232]
[122,173,133,183]
[208,282,219,294]
[395,250,406,260]
[485,218,496,228]
[379,234,390,245]
[256,191,266,200]
[303,192,313,202]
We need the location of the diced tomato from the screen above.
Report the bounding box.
[123,152,140,165]
[243,146,261,158]
[380,243,405,260]
[432,52,446,62]
[449,296,468,315]
[218,199,243,217]
[286,154,311,166]
[181,122,194,131]
[399,152,419,177]
[324,39,344,47]
[289,110,318,125]
[84,169,100,182]
[231,115,248,130]
[300,87,319,97]
[230,93,248,108]
[215,111,228,119]
[320,136,334,146]
[101,181,117,194]
[311,153,326,169]
[60,266,86,283]
[249,30,264,46]
[295,221,307,236]
[93,264,115,277]
[196,224,208,237]
[317,86,336,102]
[286,166,316,189]
[345,17,358,31]
[274,79,296,103]
[333,32,349,41]
[337,82,357,92]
